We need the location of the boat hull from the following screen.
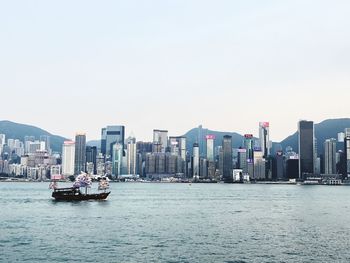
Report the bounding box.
[52,188,110,201]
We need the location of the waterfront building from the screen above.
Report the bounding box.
[74,133,86,175]
[112,143,123,177]
[62,141,75,177]
[102,125,125,159]
[253,149,265,180]
[324,138,337,174]
[153,129,168,153]
[222,135,233,183]
[298,120,314,179]
[275,151,285,180]
[101,128,107,156]
[259,122,271,157]
[344,128,350,178]
[192,143,200,179]
[244,134,254,161]
[237,148,247,174]
[206,135,215,162]
[86,146,97,174]
[126,137,137,175]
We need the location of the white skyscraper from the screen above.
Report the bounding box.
[62,141,75,177]
[127,137,137,175]
[192,143,200,179]
[0,134,6,146]
[206,135,215,162]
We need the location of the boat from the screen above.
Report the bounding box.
[50,173,110,201]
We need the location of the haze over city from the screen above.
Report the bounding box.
[1,0,350,141]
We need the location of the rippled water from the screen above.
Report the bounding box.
[1,182,350,262]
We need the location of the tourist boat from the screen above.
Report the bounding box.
[50,173,110,201]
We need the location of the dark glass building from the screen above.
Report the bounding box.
[222,135,233,183]
[298,120,314,179]
[101,126,125,159]
[86,146,97,174]
[74,133,86,175]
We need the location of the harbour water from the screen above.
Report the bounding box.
[1,182,350,262]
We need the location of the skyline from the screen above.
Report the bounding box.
[1,1,350,141]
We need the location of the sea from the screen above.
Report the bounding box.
[1,182,350,263]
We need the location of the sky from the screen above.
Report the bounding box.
[1,0,350,142]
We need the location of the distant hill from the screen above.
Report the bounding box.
[0,120,67,153]
[86,140,101,149]
[183,126,248,156]
[280,118,350,155]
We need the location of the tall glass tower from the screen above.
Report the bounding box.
[222,135,233,183]
[298,120,314,179]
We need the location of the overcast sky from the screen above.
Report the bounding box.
[1,0,350,142]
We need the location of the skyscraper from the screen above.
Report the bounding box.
[74,133,86,175]
[244,134,254,161]
[192,143,199,179]
[62,141,75,177]
[101,128,107,156]
[298,120,314,179]
[344,128,350,178]
[126,137,137,175]
[206,135,215,162]
[102,125,125,159]
[259,122,270,158]
[86,146,97,174]
[40,135,51,153]
[222,135,233,183]
[0,134,5,146]
[153,129,168,153]
[324,138,337,174]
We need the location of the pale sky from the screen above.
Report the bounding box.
[1,0,349,142]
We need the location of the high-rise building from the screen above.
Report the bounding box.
[126,137,137,175]
[206,135,215,162]
[298,120,314,179]
[62,141,75,177]
[244,134,254,161]
[192,143,200,179]
[153,129,168,153]
[344,128,350,178]
[0,134,5,146]
[253,149,265,180]
[237,148,247,173]
[102,126,125,159]
[222,135,233,183]
[275,151,285,180]
[101,128,107,156]
[324,138,337,174]
[86,146,97,174]
[112,143,123,177]
[40,135,51,153]
[259,122,271,158]
[74,133,86,175]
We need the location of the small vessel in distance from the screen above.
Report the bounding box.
[50,173,110,201]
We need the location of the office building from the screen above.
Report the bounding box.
[86,146,97,174]
[344,128,350,178]
[222,135,233,183]
[126,137,137,175]
[192,143,200,179]
[206,135,215,162]
[62,141,75,177]
[153,129,168,153]
[74,133,86,175]
[298,120,314,179]
[259,122,271,157]
[324,138,337,174]
[244,134,254,161]
[101,125,125,158]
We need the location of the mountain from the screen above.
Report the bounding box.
[280,118,350,155]
[183,126,249,156]
[86,140,101,149]
[0,120,67,153]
